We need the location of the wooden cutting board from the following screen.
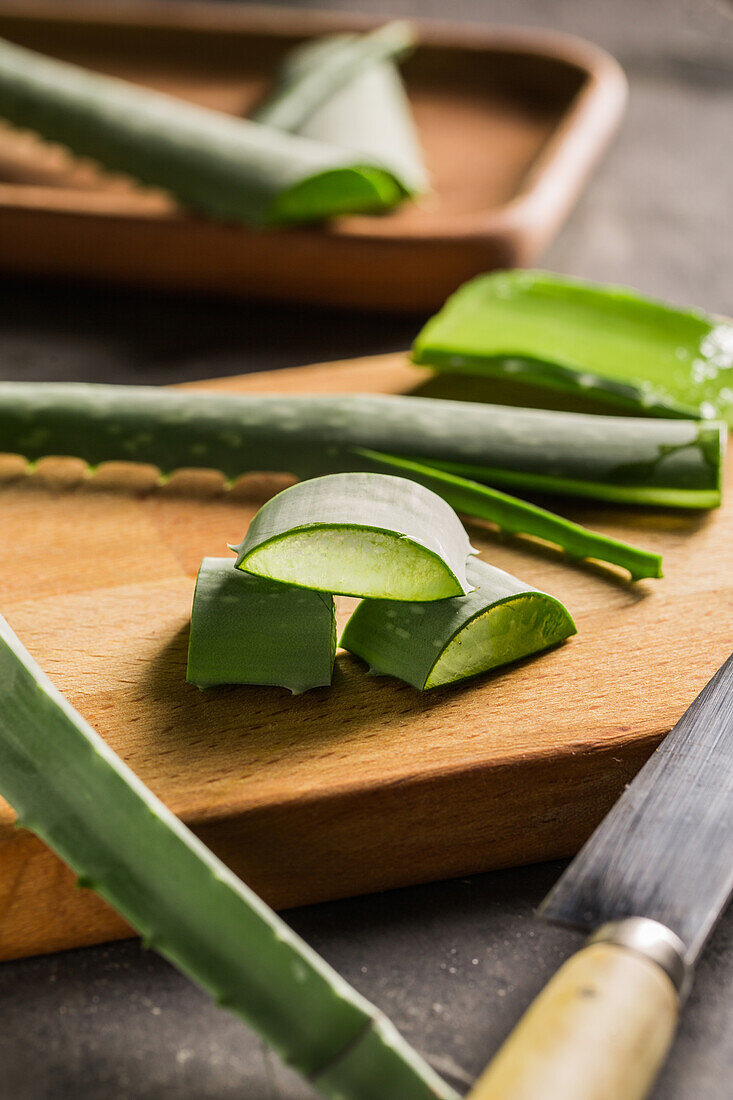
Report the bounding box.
[0,353,730,962]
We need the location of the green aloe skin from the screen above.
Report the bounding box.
[341,557,577,690]
[187,558,336,692]
[0,613,458,1100]
[254,22,428,195]
[233,473,476,600]
[0,34,412,225]
[0,382,717,576]
[413,270,733,423]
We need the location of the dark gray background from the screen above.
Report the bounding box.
[0,1,731,1096]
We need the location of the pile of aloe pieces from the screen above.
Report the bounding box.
[0,19,731,1100]
[187,473,577,694]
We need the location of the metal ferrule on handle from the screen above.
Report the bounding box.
[588,917,690,999]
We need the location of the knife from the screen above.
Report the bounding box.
[466,653,733,1100]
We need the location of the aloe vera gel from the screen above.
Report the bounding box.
[233,473,476,600]
[341,557,576,690]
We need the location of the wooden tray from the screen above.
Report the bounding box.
[0,353,730,962]
[0,1,626,310]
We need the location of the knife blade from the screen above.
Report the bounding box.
[466,653,733,1100]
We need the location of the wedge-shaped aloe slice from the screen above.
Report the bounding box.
[233,472,475,600]
[0,613,457,1100]
[0,36,408,225]
[413,270,733,422]
[255,22,428,194]
[341,557,576,690]
[187,557,335,693]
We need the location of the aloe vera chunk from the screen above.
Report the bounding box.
[0,35,408,225]
[0,613,457,1100]
[255,22,428,194]
[187,557,336,692]
[413,270,733,422]
[341,558,577,690]
[233,473,475,600]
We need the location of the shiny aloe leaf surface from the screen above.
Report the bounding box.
[413,270,733,422]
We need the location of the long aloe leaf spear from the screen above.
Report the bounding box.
[0,613,458,1100]
[0,382,719,574]
[0,34,410,225]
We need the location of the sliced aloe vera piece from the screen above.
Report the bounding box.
[255,22,428,194]
[187,557,335,693]
[233,472,475,600]
[0,613,457,1100]
[0,36,407,225]
[413,270,733,422]
[341,557,576,690]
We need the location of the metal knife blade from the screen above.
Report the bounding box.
[540,652,733,965]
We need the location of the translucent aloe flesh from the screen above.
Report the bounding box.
[0,613,457,1100]
[0,381,719,573]
[233,473,475,600]
[0,36,408,225]
[341,557,576,690]
[413,270,733,422]
[255,22,428,194]
[187,558,336,693]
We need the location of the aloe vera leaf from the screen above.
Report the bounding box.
[0,383,721,510]
[413,270,733,422]
[187,557,336,692]
[255,23,428,194]
[233,472,475,600]
[0,36,408,225]
[355,450,663,581]
[341,557,576,690]
[0,613,457,1100]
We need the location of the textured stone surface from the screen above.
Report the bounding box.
[1,0,732,1096]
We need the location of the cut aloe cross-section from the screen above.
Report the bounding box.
[233,473,475,601]
[187,557,336,693]
[341,557,576,690]
[413,270,733,422]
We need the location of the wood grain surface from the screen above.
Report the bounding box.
[0,1,626,309]
[0,351,730,962]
